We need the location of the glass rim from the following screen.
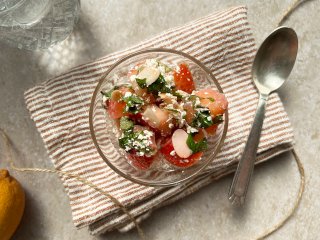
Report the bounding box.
[89,48,229,187]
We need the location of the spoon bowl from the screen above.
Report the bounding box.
[253,27,298,95]
[228,27,298,205]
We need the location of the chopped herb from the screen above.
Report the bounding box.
[147,74,172,94]
[212,115,223,124]
[192,108,214,128]
[122,94,144,114]
[164,65,172,73]
[120,116,134,130]
[118,129,154,155]
[172,90,183,100]
[136,78,147,88]
[186,134,208,153]
[188,95,199,101]
[100,86,120,100]
[207,97,215,102]
[119,130,134,149]
[164,106,180,113]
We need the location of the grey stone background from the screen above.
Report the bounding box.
[0,0,319,239]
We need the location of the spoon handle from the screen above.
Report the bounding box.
[228,93,268,206]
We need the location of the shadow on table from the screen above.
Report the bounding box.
[35,13,105,78]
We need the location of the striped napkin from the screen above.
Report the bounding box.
[24,6,294,234]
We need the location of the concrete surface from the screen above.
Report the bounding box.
[0,0,319,239]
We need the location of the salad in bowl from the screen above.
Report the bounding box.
[90,49,228,186]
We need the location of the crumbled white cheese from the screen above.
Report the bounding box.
[175,90,189,98]
[124,92,132,98]
[196,107,209,113]
[143,130,153,138]
[130,74,137,81]
[158,65,166,74]
[125,146,131,151]
[136,151,144,156]
[187,125,199,134]
[145,59,158,68]
[102,95,108,104]
[170,150,176,156]
[195,97,201,107]
[169,123,174,128]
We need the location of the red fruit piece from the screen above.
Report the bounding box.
[127,152,155,170]
[195,89,228,116]
[205,124,218,135]
[107,100,126,119]
[160,138,202,168]
[173,63,196,94]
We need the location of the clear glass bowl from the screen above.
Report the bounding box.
[89,48,228,187]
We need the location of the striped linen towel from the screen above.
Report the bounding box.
[24,6,294,234]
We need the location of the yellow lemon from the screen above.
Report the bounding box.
[0,169,25,240]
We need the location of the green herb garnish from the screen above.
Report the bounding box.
[118,130,154,154]
[122,94,144,114]
[172,90,184,101]
[100,86,120,100]
[119,116,134,131]
[192,108,214,128]
[186,134,208,153]
[207,97,215,102]
[119,130,134,149]
[147,74,172,94]
[136,78,147,88]
[212,115,223,124]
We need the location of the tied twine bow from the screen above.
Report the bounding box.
[1,1,312,239]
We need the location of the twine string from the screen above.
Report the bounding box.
[1,1,310,239]
[256,149,305,240]
[277,0,313,26]
[0,129,146,240]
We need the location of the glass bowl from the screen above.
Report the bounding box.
[89,48,228,187]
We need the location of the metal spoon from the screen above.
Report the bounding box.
[228,27,298,206]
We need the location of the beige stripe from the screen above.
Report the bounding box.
[73,187,155,222]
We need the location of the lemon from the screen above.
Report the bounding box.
[0,169,25,240]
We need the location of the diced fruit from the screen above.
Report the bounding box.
[193,130,205,142]
[142,105,172,136]
[136,67,160,86]
[127,152,155,170]
[195,89,228,116]
[106,87,136,119]
[118,86,134,95]
[160,138,202,167]
[205,124,218,135]
[107,100,126,119]
[173,63,195,93]
[110,90,123,102]
[183,102,195,125]
[172,129,193,158]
